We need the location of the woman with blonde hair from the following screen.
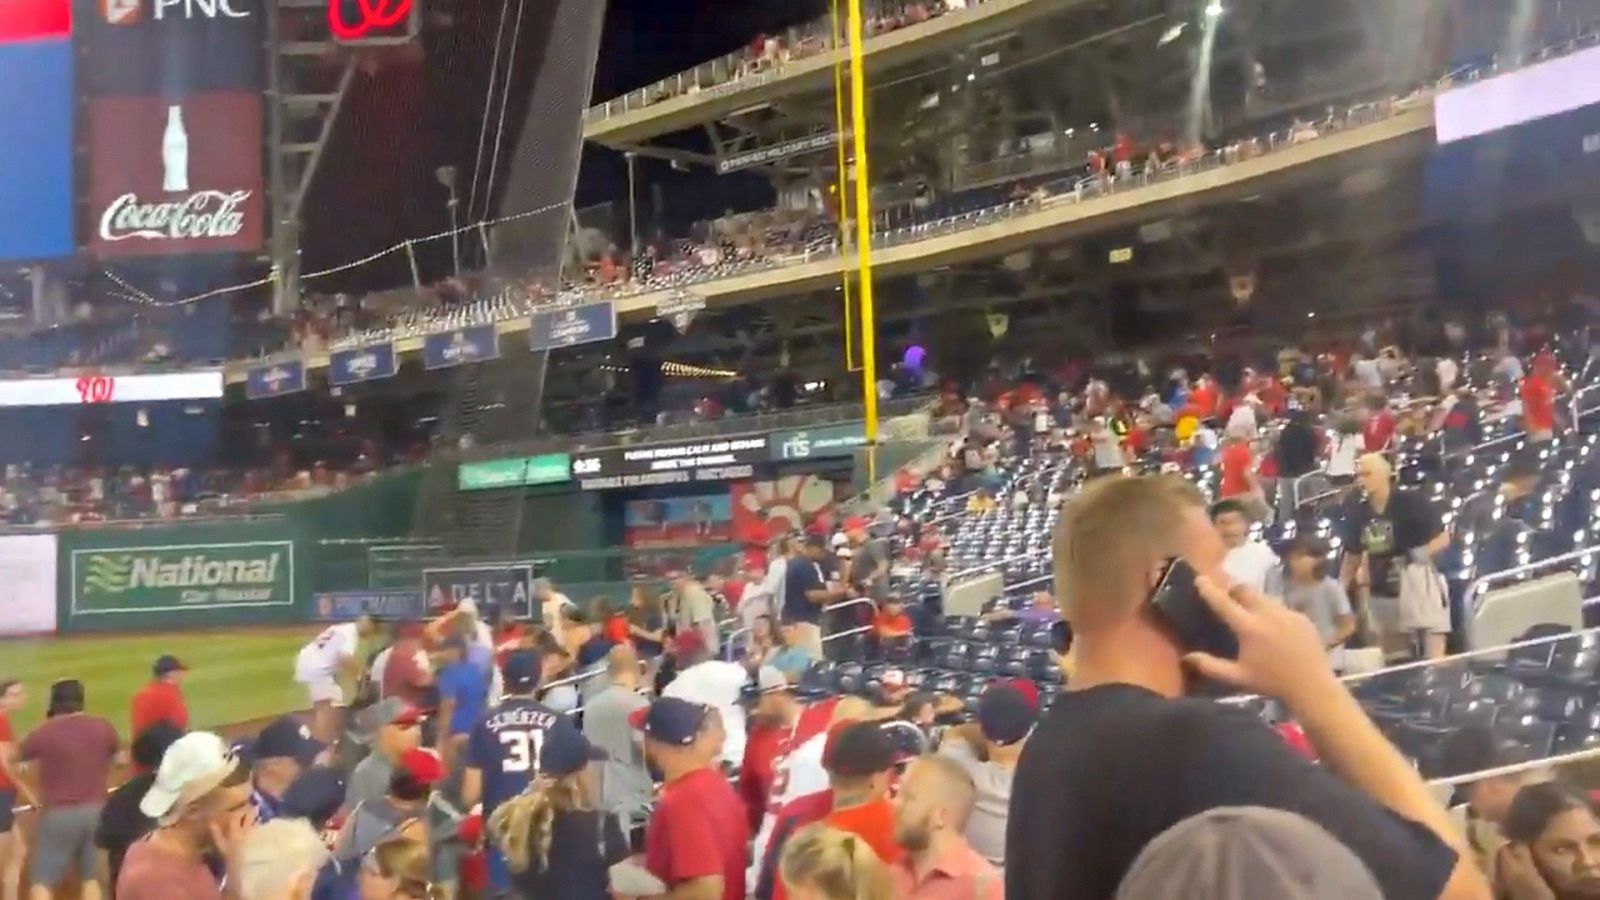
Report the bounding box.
[358,829,433,900]
[780,824,897,900]
[487,726,627,899]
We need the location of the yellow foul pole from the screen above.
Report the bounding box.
[844,0,879,482]
[829,0,858,374]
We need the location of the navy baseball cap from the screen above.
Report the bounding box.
[977,683,1037,746]
[629,697,710,746]
[281,767,346,828]
[501,649,543,691]
[153,655,187,677]
[540,727,608,777]
[251,716,325,767]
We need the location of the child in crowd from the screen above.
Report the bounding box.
[1278,536,1356,672]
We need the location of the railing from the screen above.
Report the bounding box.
[822,595,881,645]
[584,0,1006,124]
[1466,544,1600,609]
[943,548,1048,585]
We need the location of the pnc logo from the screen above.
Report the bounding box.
[101,0,251,24]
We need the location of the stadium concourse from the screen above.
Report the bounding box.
[4,322,1600,900]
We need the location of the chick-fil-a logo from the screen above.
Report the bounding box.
[76,376,115,404]
[327,0,409,40]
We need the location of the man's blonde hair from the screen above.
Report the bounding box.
[1053,474,1204,631]
[237,819,330,900]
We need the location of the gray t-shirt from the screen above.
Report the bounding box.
[939,739,1015,867]
[848,539,889,599]
[344,750,394,815]
[583,686,652,818]
[1281,576,1354,665]
[673,582,720,654]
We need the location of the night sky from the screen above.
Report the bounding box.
[299,0,823,291]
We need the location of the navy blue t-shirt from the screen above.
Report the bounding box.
[466,698,576,814]
[782,557,826,624]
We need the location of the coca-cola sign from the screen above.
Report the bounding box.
[87,93,263,257]
[99,190,251,243]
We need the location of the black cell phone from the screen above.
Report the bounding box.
[1149,557,1240,661]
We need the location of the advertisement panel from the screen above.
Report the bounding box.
[0,371,222,406]
[732,475,839,546]
[527,301,617,352]
[0,534,59,635]
[422,564,535,619]
[458,454,571,491]
[624,494,733,549]
[87,92,264,257]
[769,423,869,462]
[245,360,306,399]
[80,0,261,95]
[70,539,294,615]
[423,325,499,370]
[571,436,769,491]
[0,0,70,41]
[312,589,424,621]
[328,343,398,386]
[0,39,74,262]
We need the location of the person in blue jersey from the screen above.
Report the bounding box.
[462,648,579,895]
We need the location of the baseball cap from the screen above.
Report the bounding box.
[501,649,543,692]
[824,721,896,778]
[396,748,445,787]
[539,727,609,777]
[281,767,347,828]
[669,630,707,659]
[977,683,1037,746]
[355,698,424,738]
[1114,807,1383,900]
[152,655,187,677]
[251,716,325,767]
[629,697,710,747]
[140,732,242,821]
[996,676,1040,711]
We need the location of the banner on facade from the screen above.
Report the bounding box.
[312,589,424,621]
[423,325,499,370]
[422,563,536,619]
[328,343,398,386]
[528,301,617,352]
[245,360,306,399]
[458,454,571,491]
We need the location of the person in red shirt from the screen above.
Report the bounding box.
[820,722,903,867]
[1189,376,1219,420]
[19,680,120,900]
[872,596,914,642]
[130,655,189,743]
[1361,394,1397,453]
[635,698,750,900]
[1218,429,1256,500]
[382,622,434,707]
[1522,360,1560,442]
[0,679,33,900]
[741,669,803,832]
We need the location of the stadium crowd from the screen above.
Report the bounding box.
[2,307,1599,900]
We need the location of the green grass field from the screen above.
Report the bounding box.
[1,628,330,736]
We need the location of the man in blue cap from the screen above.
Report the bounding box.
[463,648,580,895]
[248,716,325,824]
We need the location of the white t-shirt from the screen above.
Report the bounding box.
[663,660,750,766]
[1223,541,1280,594]
[1436,358,1459,394]
[296,623,358,681]
[1354,358,1383,391]
[1327,432,1359,477]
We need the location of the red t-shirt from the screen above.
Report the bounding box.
[645,766,751,900]
[0,713,13,791]
[740,723,786,832]
[602,615,630,645]
[873,611,913,638]
[1190,383,1218,418]
[767,792,834,900]
[19,713,119,806]
[130,680,188,739]
[1522,374,1557,432]
[1219,441,1254,498]
[381,638,431,706]
[1363,410,1396,453]
[824,797,904,865]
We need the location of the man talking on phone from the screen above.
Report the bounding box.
[1006,474,1488,900]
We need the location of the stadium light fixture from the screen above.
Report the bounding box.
[1158,22,1187,46]
[1204,1,1225,18]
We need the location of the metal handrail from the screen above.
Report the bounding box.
[1466,544,1600,606]
[944,548,1048,584]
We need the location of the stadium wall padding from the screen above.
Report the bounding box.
[53,470,424,633]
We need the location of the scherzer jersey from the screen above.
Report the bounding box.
[466,697,574,815]
[747,698,838,892]
[296,623,358,681]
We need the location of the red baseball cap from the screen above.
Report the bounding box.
[398,748,444,786]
